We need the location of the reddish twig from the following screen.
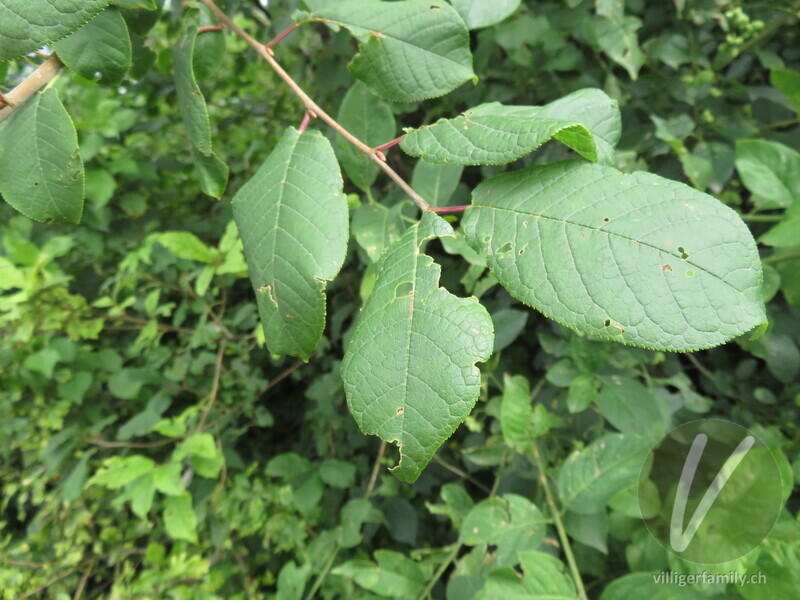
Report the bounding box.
[429,205,469,215]
[198,25,224,33]
[196,0,432,212]
[266,23,299,50]
[374,135,404,153]
[298,109,314,133]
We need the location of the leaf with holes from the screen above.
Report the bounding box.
[232,127,347,361]
[53,7,131,84]
[462,161,766,352]
[400,88,620,166]
[307,0,474,102]
[342,211,493,483]
[0,88,84,224]
[173,19,228,198]
[0,0,111,60]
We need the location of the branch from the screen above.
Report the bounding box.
[0,55,63,124]
[196,0,432,212]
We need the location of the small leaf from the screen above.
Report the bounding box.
[54,7,132,85]
[462,161,766,352]
[163,493,198,543]
[594,375,669,437]
[411,160,464,207]
[232,127,348,360]
[770,68,800,114]
[153,231,221,263]
[351,202,409,262]
[342,211,493,483]
[401,89,620,166]
[0,0,112,60]
[153,462,185,496]
[173,19,229,198]
[501,374,551,445]
[336,81,396,191]
[556,433,652,515]
[450,0,522,30]
[90,455,155,489]
[308,0,474,101]
[0,88,84,224]
[735,139,800,209]
[332,550,426,598]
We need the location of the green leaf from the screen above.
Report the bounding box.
[411,160,464,207]
[154,231,221,263]
[556,433,652,515]
[232,127,347,360]
[124,471,156,518]
[0,88,84,224]
[594,375,669,437]
[478,550,578,600]
[90,455,155,489]
[53,7,131,85]
[341,211,493,483]
[308,0,474,102]
[0,0,112,61]
[351,202,409,262]
[153,462,185,496]
[173,20,228,198]
[501,374,548,445]
[163,493,198,543]
[401,89,620,166]
[462,161,766,352]
[599,573,707,600]
[771,68,800,114]
[332,550,426,598]
[735,139,800,209]
[336,81,396,192]
[595,14,645,80]
[451,0,522,30]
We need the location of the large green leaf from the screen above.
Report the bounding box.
[556,433,652,515]
[53,7,131,84]
[478,551,578,600]
[307,0,474,102]
[0,88,84,224]
[735,139,800,209]
[400,89,620,166]
[461,161,766,352]
[341,211,493,483]
[451,0,522,30]
[173,20,228,198]
[0,0,111,60]
[232,127,347,361]
[336,82,396,192]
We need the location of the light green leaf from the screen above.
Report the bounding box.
[451,0,521,30]
[501,374,548,445]
[54,7,131,85]
[478,550,578,600]
[153,462,185,496]
[0,0,112,60]
[462,161,766,352]
[595,14,645,80]
[90,455,155,489]
[173,20,229,198]
[735,139,800,209]
[341,211,493,483]
[153,231,221,264]
[0,88,84,224]
[761,217,800,248]
[556,433,652,515]
[125,471,156,518]
[173,433,217,461]
[163,493,198,543]
[411,160,464,207]
[336,81,396,191]
[401,89,620,166]
[232,127,347,360]
[332,550,426,598]
[308,0,474,101]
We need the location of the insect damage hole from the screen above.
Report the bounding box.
[394,281,415,299]
[395,407,404,415]
[677,246,690,260]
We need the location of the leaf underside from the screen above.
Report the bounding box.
[0,0,112,61]
[401,88,621,166]
[308,0,474,102]
[462,161,766,352]
[342,212,494,483]
[0,88,84,224]
[232,127,348,361]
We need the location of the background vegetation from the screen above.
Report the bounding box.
[1,0,800,598]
